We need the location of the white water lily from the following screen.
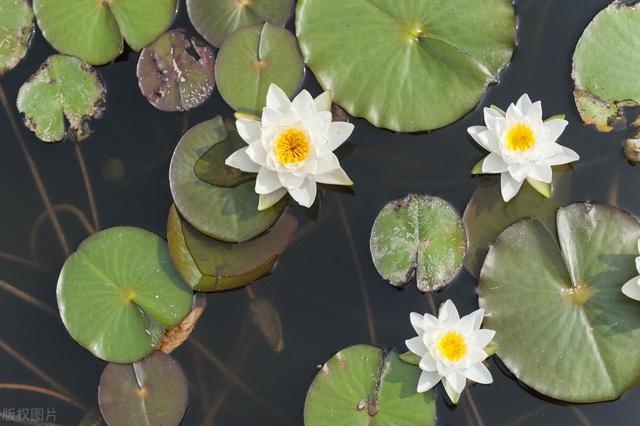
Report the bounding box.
[225,84,354,210]
[468,94,579,202]
[622,239,640,301]
[405,300,495,401]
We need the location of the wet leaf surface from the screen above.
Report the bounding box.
[479,203,640,402]
[370,194,466,292]
[57,227,193,363]
[215,23,304,114]
[295,0,516,132]
[304,345,435,426]
[16,54,105,142]
[0,0,34,75]
[187,0,293,48]
[137,29,215,112]
[98,351,188,426]
[167,204,298,291]
[169,116,287,242]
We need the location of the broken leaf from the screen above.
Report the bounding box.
[158,294,207,354]
[0,0,34,75]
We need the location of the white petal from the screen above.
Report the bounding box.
[468,346,488,363]
[507,163,531,182]
[326,121,354,151]
[292,90,317,120]
[636,256,640,273]
[225,148,260,173]
[417,370,442,393]
[482,153,508,173]
[483,107,505,130]
[468,126,498,152]
[465,363,493,385]
[315,168,353,186]
[529,164,552,183]
[278,171,305,189]
[258,187,287,211]
[445,371,467,394]
[306,111,332,136]
[500,172,524,202]
[314,90,332,112]
[410,313,424,334]
[516,94,542,123]
[315,152,341,174]
[245,141,268,166]
[236,119,262,143]
[289,178,317,208]
[439,300,460,322]
[419,354,437,372]
[460,309,484,333]
[262,108,284,126]
[255,168,281,194]
[265,84,291,111]
[406,336,427,357]
[622,276,640,301]
[546,145,580,166]
[543,118,568,142]
[422,313,439,330]
[474,329,496,348]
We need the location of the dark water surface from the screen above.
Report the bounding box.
[1,0,639,425]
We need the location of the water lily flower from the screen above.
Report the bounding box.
[622,239,640,301]
[225,84,354,210]
[405,300,495,401]
[468,94,579,202]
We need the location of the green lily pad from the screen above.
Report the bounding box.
[572,1,640,132]
[137,29,215,112]
[295,0,516,132]
[33,0,177,65]
[463,166,572,277]
[215,22,304,114]
[370,194,466,292]
[187,0,294,48]
[98,351,188,426]
[57,227,193,363]
[16,54,105,143]
[479,203,640,402]
[304,345,435,426]
[167,204,297,291]
[170,117,287,242]
[0,0,34,75]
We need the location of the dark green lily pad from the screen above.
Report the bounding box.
[16,54,105,142]
[33,0,177,65]
[295,0,516,132]
[167,204,297,291]
[215,22,304,114]
[98,351,188,426]
[0,0,34,75]
[169,116,287,242]
[187,0,294,47]
[572,1,640,132]
[370,194,466,292]
[57,227,193,363]
[304,345,436,426]
[137,29,215,112]
[479,203,640,402]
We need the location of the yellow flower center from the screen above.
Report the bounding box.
[436,331,467,362]
[275,128,310,164]
[505,122,536,152]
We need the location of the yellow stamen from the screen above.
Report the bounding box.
[275,128,310,164]
[506,122,536,152]
[436,331,467,362]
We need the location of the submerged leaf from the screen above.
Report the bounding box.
[250,297,285,353]
[0,0,34,75]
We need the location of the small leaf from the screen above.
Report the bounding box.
[489,104,506,115]
[544,113,566,122]
[398,351,421,366]
[471,158,485,175]
[525,177,551,198]
[0,0,34,76]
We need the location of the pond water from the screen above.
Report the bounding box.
[0,0,638,425]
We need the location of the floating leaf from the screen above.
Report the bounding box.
[250,297,285,353]
[370,194,466,292]
[304,345,436,426]
[98,351,188,426]
[137,29,215,112]
[169,116,286,242]
[295,0,516,132]
[57,227,193,363]
[16,54,105,143]
[33,0,177,65]
[572,1,640,132]
[215,23,304,114]
[187,0,293,48]
[158,294,206,354]
[463,167,572,277]
[0,0,34,75]
[167,204,297,291]
[479,203,640,402]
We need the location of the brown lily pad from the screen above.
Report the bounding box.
[158,294,207,354]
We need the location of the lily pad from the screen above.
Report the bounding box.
[0,0,34,75]
[16,54,105,143]
[295,0,516,132]
[479,203,640,402]
[137,29,215,112]
[169,116,287,242]
[215,22,304,114]
[187,0,294,47]
[370,194,466,292]
[304,345,435,426]
[167,204,297,291]
[572,1,640,132]
[98,351,188,426]
[33,0,177,65]
[57,227,193,363]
